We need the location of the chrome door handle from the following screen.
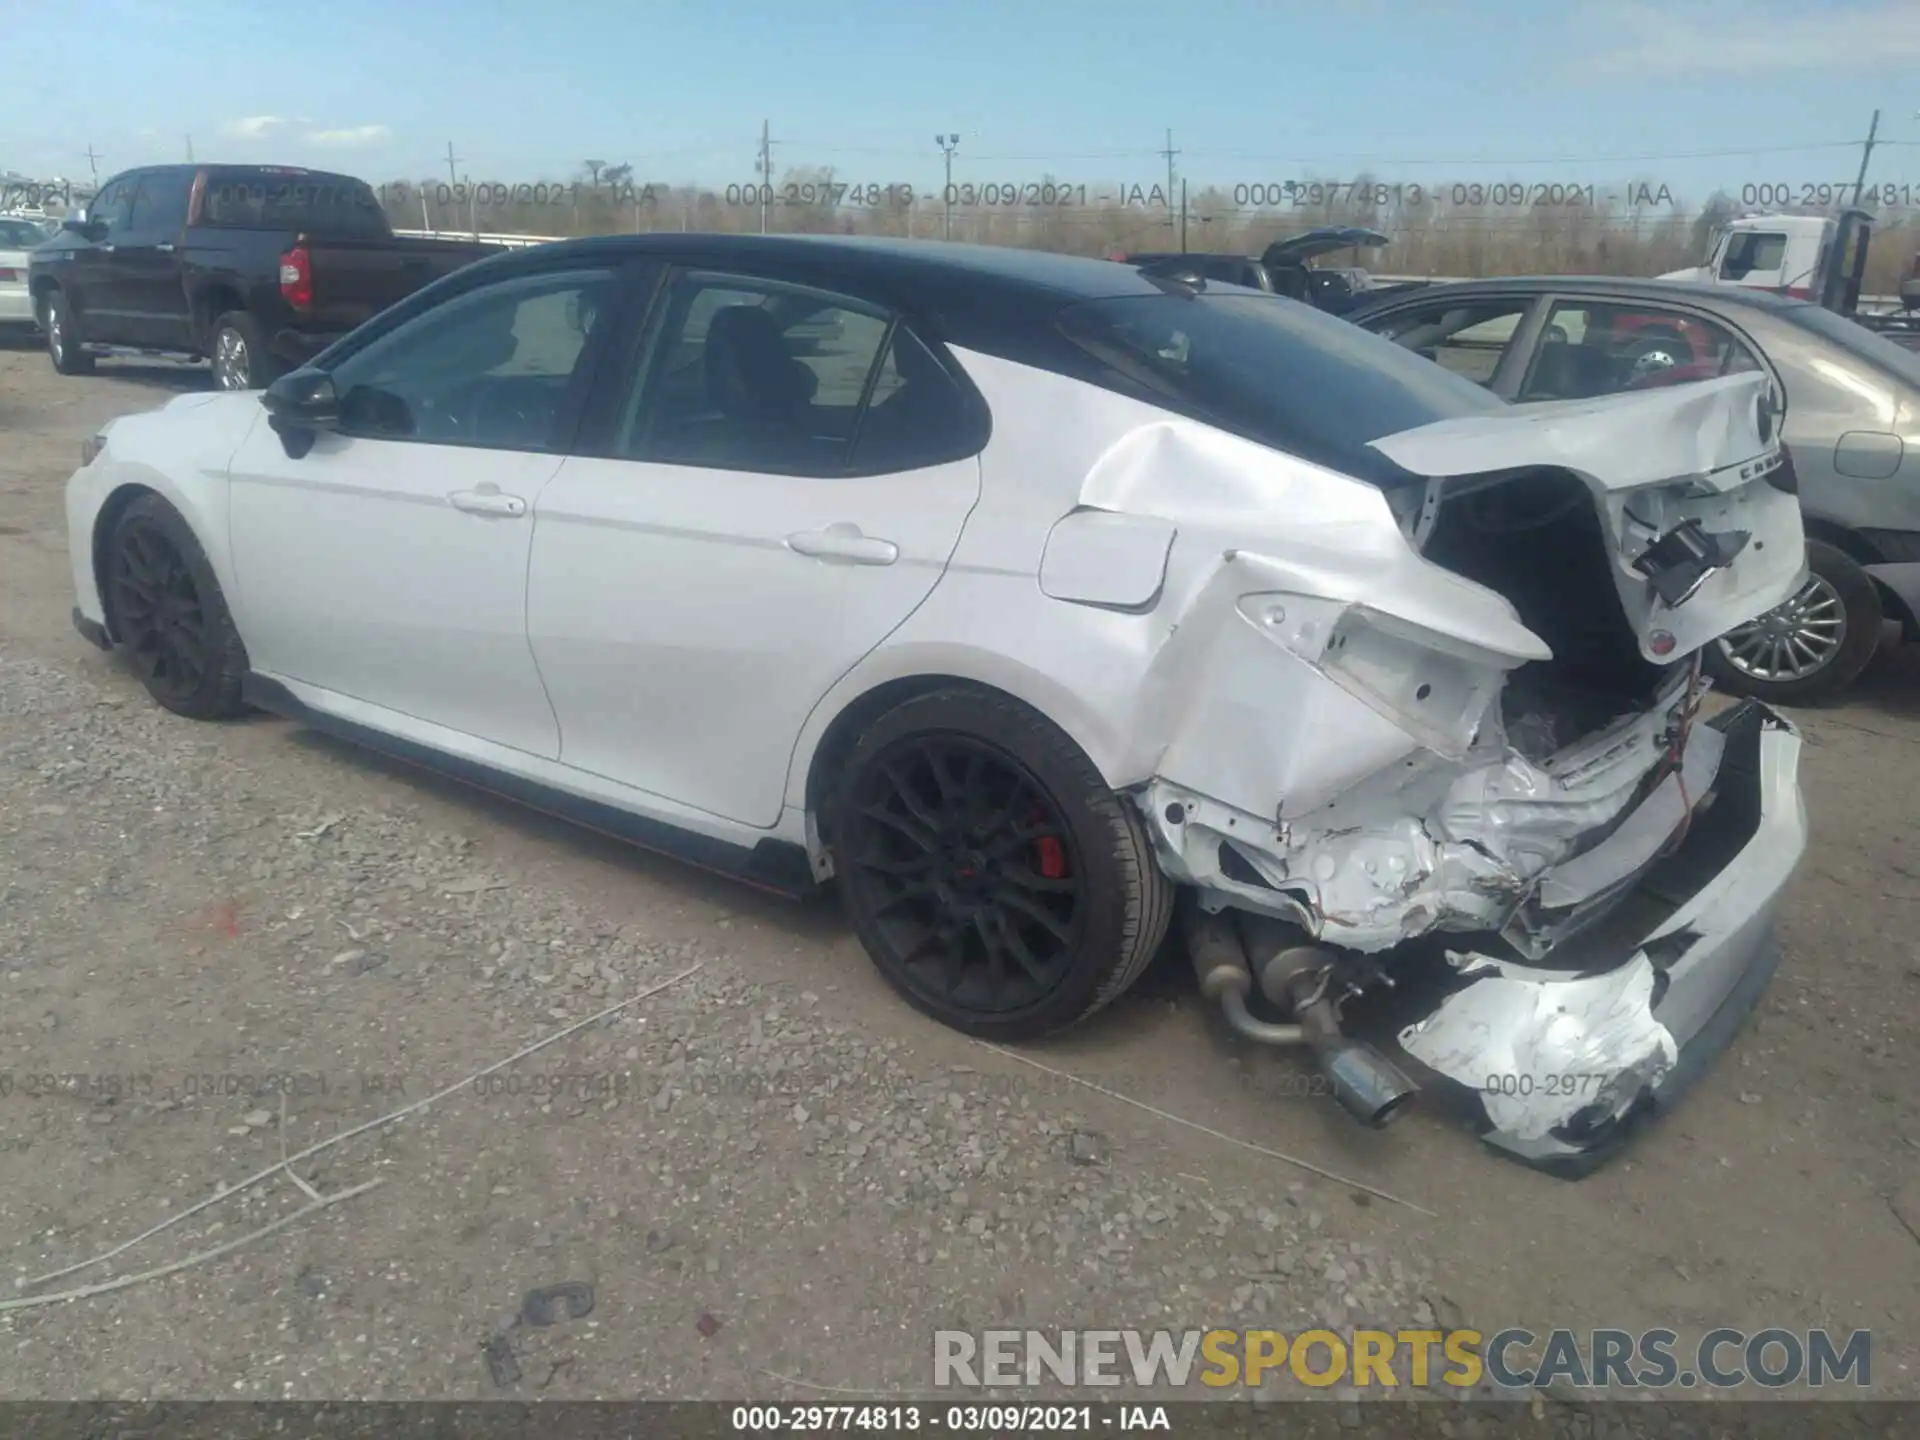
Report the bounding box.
[449,488,527,517]
[785,522,898,566]
[154,243,175,253]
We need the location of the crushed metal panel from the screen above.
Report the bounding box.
[1532,722,1725,913]
[1367,371,1775,491]
[1399,952,1678,1143]
[1364,372,1805,664]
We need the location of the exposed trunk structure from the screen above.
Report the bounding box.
[1125,372,1810,1167]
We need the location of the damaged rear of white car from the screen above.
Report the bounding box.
[895,285,1809,1176]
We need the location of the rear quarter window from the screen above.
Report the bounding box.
[1056,291,1506,487]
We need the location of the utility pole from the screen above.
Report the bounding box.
[84,144,101,183]
[1180,178,1188,252]
[444,141,461,187]
[1162,128,1179,220]
[757,120,774,234]
[185,135,194,163]
[1851,109,1881,207]
[936,133,960,240]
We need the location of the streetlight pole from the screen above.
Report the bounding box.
[936,133,960,241]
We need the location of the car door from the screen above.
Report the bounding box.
[526,266,985,828]
[109,171,193,349]
[1356,293,1544,395]
[226,258,635,759]
[67,174,134,340]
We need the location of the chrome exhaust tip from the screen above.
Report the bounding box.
[1317,1039,1419,1129]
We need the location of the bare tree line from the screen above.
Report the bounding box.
[377,162,1920,294]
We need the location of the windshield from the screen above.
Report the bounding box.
[0,218,47,248]
[1056,291,1506,487]
[1790,303,1920,388]
[199,172,392,238]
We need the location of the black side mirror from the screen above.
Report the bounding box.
[261,369,340,458]
[62,215,107,242]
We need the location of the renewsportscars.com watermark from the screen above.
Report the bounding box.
[933,1327,1873,1391]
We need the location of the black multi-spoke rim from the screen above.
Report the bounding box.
[844,736,1086,1015]
[110,522,209,703]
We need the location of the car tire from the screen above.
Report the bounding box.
[42,289,94,376]
[104,495,251,721]
[210,310,279,391]
[1705,539,1884,704]
[828,687,1174,1041]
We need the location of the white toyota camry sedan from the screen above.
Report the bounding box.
[64,234,1811,1172]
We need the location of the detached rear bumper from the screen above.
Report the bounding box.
[1398,700,1805,1175]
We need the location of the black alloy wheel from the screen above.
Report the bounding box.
[831,687,1174,1040]
[105,496,250,719]
[111,517,210,705]
[841,733,1086,1017]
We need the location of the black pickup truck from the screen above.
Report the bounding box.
[28,164,501,389]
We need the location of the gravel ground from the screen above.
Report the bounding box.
[0,341,1917,1411]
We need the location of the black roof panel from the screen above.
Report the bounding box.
[489,232,1175,304]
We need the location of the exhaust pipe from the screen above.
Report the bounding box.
[1315,1038,1420,1129]
[1185,903,1417,1129]
[1185,904,1304,1045]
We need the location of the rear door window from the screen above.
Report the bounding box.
[609,270,979,476]
[1516,301,1764,401]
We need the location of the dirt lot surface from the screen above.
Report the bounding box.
[1,340,1917,1410]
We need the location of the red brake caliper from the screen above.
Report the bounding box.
[1032,805,1067,880]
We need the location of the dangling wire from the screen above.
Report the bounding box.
[1659,651,1707,859]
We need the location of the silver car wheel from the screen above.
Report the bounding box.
[213,328,250,390]
[46,307,63,363]
[1714,574,1847,681]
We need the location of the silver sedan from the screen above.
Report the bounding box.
[1349,276,1920,703]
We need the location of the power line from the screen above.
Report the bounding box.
[1174,141,1866,166]
[654,137,1873,168]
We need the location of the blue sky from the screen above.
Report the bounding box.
[6,0,1920,215]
